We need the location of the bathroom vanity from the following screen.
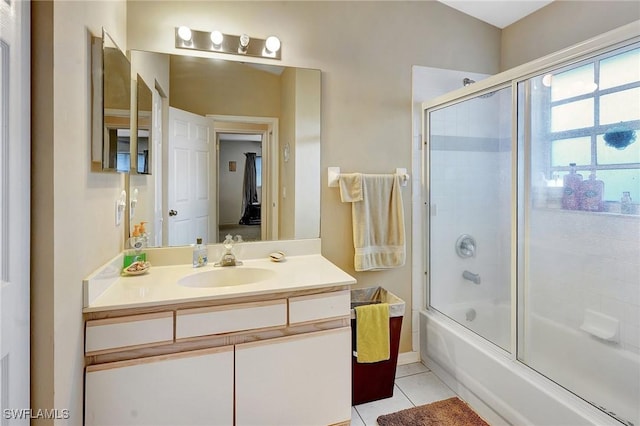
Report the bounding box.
[83,243,355,426]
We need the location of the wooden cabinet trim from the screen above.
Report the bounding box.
[176,298,286,317]
[235,326,350,351]
[288,289,349,304]
[86,345,234,373]
[86,311,173,327]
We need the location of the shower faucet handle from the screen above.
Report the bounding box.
[456,234,476,258]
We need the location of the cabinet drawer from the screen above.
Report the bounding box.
[288,290,350,325]
[85,312,174,355]
[176,299,287,340]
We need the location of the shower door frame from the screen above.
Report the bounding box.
[421,21,640,361]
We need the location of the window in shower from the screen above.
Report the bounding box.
[545,46,640,207]
[518,40,640,426]
[426,86,513,352]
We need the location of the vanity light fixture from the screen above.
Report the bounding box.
[175,26,281,60]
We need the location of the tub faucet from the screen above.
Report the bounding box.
[463,270,481,284]
[215,234,243,267]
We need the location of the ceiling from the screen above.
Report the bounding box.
[437,0,554,29]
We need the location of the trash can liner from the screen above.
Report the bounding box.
[350,286,405,318]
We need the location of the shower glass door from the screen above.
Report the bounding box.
[517,42,640,426]
[427,86,513,351]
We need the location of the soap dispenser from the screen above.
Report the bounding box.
[192,237,208,268]
[124,225,147,268]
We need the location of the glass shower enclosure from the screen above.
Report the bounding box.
[424,36,640,425]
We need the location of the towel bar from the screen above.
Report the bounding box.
[327,167,409,188]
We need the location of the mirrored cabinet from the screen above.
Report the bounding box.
[91,29,131,172]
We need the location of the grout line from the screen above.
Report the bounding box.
[394,383,416,407]
[353,405,365,425]
[395,369,430,380]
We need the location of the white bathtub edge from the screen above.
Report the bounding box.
[420,309,623,426]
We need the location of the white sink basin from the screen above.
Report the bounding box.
[178,267,276,288]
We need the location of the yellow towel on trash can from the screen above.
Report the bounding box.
[355,303,390,363]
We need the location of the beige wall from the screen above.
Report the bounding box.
[126,0,502,356]
[170,56,281,117]
[32,0,127,423]
[501,1,640,70]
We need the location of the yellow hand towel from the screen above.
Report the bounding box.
[355,303,390,363]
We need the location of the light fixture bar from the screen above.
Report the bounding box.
[175,27,281,60]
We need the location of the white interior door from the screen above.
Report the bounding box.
[168,107,214,246]
[0,0,30,421]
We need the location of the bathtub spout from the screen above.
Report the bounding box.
[463,270,481,284]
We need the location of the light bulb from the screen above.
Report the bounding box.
[265,36,281,53]
[210,30,223,46]
[239,33,250,48]
[177,26,192,42]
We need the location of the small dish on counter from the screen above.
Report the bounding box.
[122,261,151,276]
[269,251,286,262]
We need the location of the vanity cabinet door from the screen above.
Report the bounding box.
[85,346,233,426]
[235,327,351,426]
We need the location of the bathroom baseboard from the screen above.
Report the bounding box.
[397,351,420,365]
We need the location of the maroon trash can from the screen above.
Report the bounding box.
[351,287,405,405]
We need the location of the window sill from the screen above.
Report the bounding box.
[532,204,639,217]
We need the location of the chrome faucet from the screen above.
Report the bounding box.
[214,234,243,267]
[462,270,481,284]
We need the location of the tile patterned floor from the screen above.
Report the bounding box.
[351,362,457,426]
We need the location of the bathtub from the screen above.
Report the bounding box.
[420,307,639,426]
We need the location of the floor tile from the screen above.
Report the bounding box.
[350,407,365,426]
[354,385,414,426]
[395,362,429,378]
[395,371,456,406]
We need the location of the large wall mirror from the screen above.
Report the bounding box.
[91,29,131,172]
[128,50,321,248]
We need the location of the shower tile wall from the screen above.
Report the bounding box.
[428,89,512,341]
[528,210,640,353]
[429,150,510,307]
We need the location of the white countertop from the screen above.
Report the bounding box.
[83,254,356,313]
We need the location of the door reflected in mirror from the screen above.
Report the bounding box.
[128,50,320,247]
